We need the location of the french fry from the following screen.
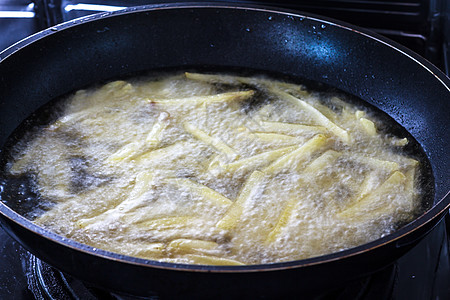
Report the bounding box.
[148,90,254,106]
[76,171,155,228]
[216,171,266,230]
[107,113,170,163]
[185,72,251,85]
[118,171,156,211]
[185,72,310,98]
[337,171,407,220]
[87,239,166,259]
[265,199,297,244]
[133,243,166,259]
[47,110,92,131]
[134,216,197,230]
[313,102,338,121]
[256,121,326,135]
[183,254,245,266]
[252,132,299,143]
[390,137,409,147]
[355,110,365,119]
[184,122,238,159]
[270,88,350,142]
[303,150,341,174]
[145,112,170,145]
[166,178,232,207]
[336,171,379,211]
[167,238,221,255]
[212,146,297,174]
[134,141,192,164]
[359,117,377,136]
[107,141,142,163]
[262,134,328,174]
[351,154,399,173]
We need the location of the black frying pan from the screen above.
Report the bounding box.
[0,3,449,298]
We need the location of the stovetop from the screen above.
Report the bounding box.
[0,1,449,299]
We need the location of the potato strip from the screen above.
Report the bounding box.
[183,254,245,266]
[270,88,350,142]
[107,113,170,163]
[265,199,297,244]
[148,90,255,106]
[167,239,221,255]
[257,121,326,135]
[184,122,239,159]
[185,72,309,98]
[134,216,197,230]
[76,171,155,228]
[303,150,342,175]
[211,145,297,174]
[262,134,328,174]
[337,171,408,221]
[216,171,266,230]
[166,178,232,207]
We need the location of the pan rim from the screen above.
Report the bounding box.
[0,2,449,273]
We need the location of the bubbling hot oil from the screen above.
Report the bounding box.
[1,72,426,265]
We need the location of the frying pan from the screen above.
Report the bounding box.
[0,3,449,298]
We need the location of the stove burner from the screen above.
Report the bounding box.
[24,253,158,300]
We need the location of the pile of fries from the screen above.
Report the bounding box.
[9,72,420,265]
